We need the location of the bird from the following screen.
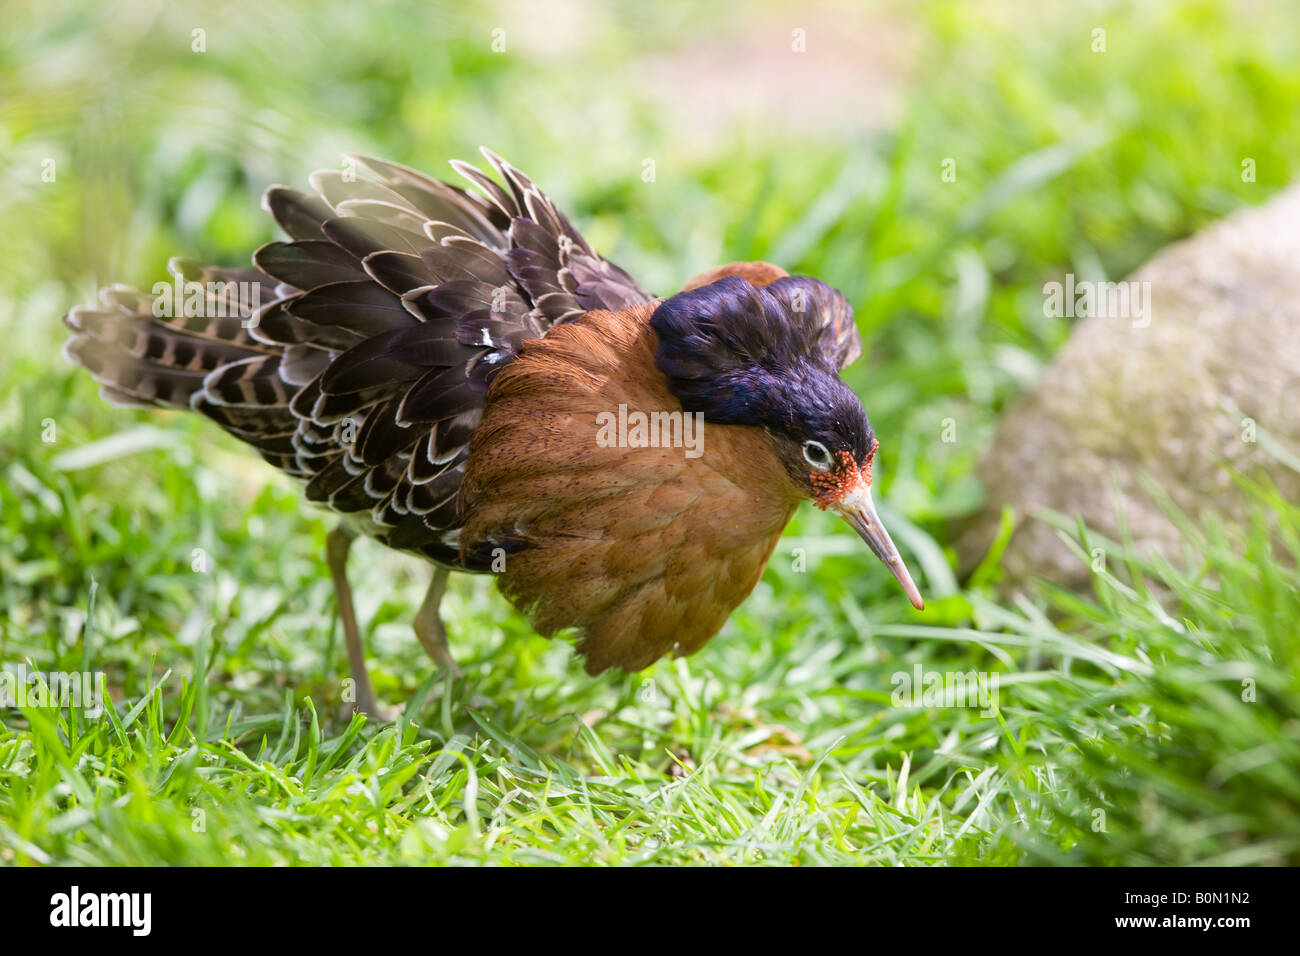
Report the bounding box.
[63,149,925,714]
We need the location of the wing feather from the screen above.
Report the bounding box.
[65,150,653,569]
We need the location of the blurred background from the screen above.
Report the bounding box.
[6,0,1299,526]
[2,0,1299,865]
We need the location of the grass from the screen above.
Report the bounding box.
[2,0,1300,865]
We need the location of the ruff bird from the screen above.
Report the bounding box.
[63,150,924,713]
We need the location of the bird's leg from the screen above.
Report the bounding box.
[325,525,388,717]
[413,566,461,677]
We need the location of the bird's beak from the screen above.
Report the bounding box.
[830,482,925,610]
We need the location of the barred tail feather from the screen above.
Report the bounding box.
[62,264,294,465]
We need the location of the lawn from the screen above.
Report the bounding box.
[2,0,1298,865]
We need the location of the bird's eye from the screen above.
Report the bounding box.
[802,440,834,472]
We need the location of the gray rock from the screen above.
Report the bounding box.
[958,185,1300,588]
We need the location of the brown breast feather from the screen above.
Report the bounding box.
[458,301,800,673]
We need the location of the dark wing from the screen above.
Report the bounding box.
[64,149,654,568]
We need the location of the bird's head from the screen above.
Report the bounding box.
[650,271,924,610]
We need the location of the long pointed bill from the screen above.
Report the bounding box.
[830,483,925,610]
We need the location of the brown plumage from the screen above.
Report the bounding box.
[63,149,923,709]
[460,299,800,673]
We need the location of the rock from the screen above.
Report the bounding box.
[958,184,1300,588]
